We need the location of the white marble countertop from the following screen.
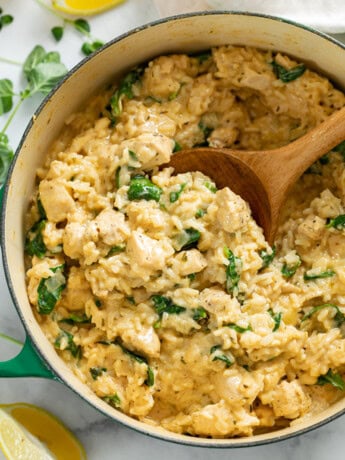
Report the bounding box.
[1,1,345,458]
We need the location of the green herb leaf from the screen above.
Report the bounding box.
[210,345,233,368]
[326,214,345,230]
[145,366,154,386]
[59,313,91,325]
[268,309,282,332]
[25,219,47,258]
[317,369,345,391]
[90,367,107,380]
[198,121,213,146]
[175,227,201,251]
[192,307,209,324]
[259,246,276,271]
[204,181,217,193]
[0,133,14,184]
[224,246,241,294]
[51,26,64,42]
[0,14,13,29]
[195,208,206,218]
[37,265,66,314]
[173,140,182,152]
[73,18,91,35]
[226,323,251,333]
[54,329,81,359]
[151,295,186,316]
[27,62,67,95]
[191,50,212,63]
[301,303,345,327]
[0,79,14,115]
[170,183,187,203]
[37,197,46,220]
[127,175,162,202]
[108,66,144,119]
[281,257,301,278]
[304,270,336,281]
[271,60,306,83]
[95,298,102,308]
[106,245,126,257]
[81,40,103,56]
[102,394,121,407]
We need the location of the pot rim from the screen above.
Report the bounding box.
[2,10,345,448]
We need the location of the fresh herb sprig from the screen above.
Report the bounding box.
[0,45,67,184]
[271,60,306,83]
[224,246,241,295]
[35,0,103,56]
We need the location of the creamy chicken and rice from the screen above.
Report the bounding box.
[25,46,345,438]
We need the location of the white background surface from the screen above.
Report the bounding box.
[1,1,345,458]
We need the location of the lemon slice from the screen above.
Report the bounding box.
[0,403,86,460]
[51,0,126,15]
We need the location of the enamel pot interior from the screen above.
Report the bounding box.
[3,12,345,448]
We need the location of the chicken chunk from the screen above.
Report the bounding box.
[119,325,160,358]
[39,179,75,223]
[216,187,250,233]
[123,133,174,169]
[63,266,93,311]
[271,380,311,419]
[127,231,174,271]
[296,215,325,241]
[94,208,130,246]
[173,249,207,276]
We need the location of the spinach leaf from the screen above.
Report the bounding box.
[127,175,162,202]
[268,309,282,332]
[195,208,206,218]
[304,270,336,281]
[106,245,126,257]
[0,13,13,30]
[102,394,121,407]
[173,140,182,152]
[281,256,301,278]
[59,313,91,325]
[151,295,186,316]
[210,345,233,368]
[204,181,217,193]
[116,341,154,386]
[37,265,66,314]
[226,323,252,333]
[108,66,144,119]
[197,121,213,146]
[326,214,345,230]
[170,183,187,203]
[25,219,47,258]
[0,79,14,115]
[333,140,345,160]
[271,60,306,83]
[192,307,209,324]
[175,228,201,251]
[54,329,81,359]
[191,50,212,63]
[224,246,241,294]
[259,246,276,271]
[301,303,345,327]
[317,369,345,391]
[89,367,107,380]
[145,366,155,387]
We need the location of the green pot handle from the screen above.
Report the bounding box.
[0,334,56,379]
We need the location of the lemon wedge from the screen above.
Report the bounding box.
[51,0,126,15]
[0,403,86,460]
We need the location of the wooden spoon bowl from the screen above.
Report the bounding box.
[169,106,345,244]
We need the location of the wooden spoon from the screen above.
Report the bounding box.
[168,106,345,244]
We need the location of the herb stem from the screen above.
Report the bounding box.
[1,97,23,134]
[0,332,24,346]
[0,56,22,66]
